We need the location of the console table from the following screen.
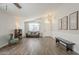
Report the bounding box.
[14,29,22,39]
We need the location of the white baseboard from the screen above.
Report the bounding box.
[0,42,8,48]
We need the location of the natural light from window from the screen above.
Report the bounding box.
[28,22,40,32]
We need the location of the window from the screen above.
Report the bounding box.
[28,22,40,32]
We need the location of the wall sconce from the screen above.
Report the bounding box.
[45,13,52,24]
[45,19,50,24]
[15,16,20,29]
[16,22,20,29]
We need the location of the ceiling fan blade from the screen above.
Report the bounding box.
[13,3,22,9]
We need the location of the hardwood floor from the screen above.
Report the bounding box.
[0,37,78,55]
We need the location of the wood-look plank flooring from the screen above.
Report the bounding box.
[0,37,78,55]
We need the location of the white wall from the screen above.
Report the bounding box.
[19,17,27,37]
[0,12,28,48]
[0,13,16,48]
[52,4,79,53]
[40,17,52,36]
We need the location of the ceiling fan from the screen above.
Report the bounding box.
[13,3,22,9]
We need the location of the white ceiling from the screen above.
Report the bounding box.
[19,3,63,18]
[0,3,64,19]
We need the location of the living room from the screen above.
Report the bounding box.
[0,3,79,55]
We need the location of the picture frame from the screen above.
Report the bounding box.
[78,11,79,29]
[58,19,62,30]
[69,11,78,30]
[61,16,68,30]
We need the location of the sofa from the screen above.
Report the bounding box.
[26,31,40,38]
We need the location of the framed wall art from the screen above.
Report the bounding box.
[69,11,78,30]
[58,19,62,30]
[62,16,68,30]
[78,11,79,29]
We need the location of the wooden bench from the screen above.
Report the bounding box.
[56,37,75,51]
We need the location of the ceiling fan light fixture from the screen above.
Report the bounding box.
[13,3,22,9]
